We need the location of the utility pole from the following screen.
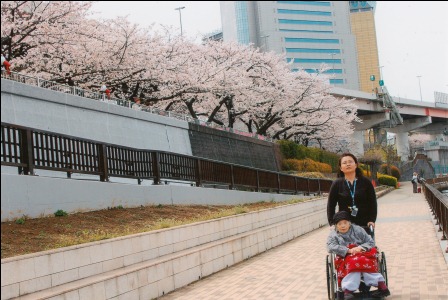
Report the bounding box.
[260,35,269,51]
[329,53,336,72]
[174,6,185,37]
[378,65,384,92]
[417,75,423,101]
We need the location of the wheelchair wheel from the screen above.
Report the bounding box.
[326,255,336,300]
[379,251,388,285]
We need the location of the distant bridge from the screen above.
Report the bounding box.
[330,86,447,160]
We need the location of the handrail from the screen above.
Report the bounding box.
[422,181,448,243]
[0,122,332,196]
[1,70,274,143]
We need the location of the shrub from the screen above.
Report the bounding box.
[294,171,325,179]
[358,163,371,177]
[54,209,68,217]
[379,164,401,180]
[278,140,305,159]
[277,140,339,171]
[282,158,332,173]
[15,217,26,225]
[377,173,397,188]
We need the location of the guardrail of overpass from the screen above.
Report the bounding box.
[423,177,448,244]
[0,70,274,143]
[0,122,332,196]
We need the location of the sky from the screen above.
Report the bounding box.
[90,1,448,104]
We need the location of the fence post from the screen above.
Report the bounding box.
[277,173,281,194]
[307,179,310,196]
[295,177,298,194]
[20,128,34,175]
[230,165,234,190]
[255,170,260,192]
[318,179,322,195]
[195,159,202,187]
[151,152,161,185]
[98,144,109,182]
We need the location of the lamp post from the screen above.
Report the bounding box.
[260,35,269,51]
[174,6,185,37]
[417,75,423,101]
[329,53,336,72]
[378,65,384,92]
[378,65,384,80]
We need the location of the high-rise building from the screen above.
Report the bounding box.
[220,1,379,91]
[349,1,381,94]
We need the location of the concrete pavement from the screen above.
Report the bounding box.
[160,181,448,300]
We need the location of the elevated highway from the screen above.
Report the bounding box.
[330,87,447,160]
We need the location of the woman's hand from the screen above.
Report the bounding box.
[367,222,375,228]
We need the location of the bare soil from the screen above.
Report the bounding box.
[1,201,296,259]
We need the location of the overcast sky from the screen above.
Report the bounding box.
[91,1,448,103]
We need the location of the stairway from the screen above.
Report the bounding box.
[376,86,403,128]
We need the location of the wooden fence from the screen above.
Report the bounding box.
[1,122,333,195]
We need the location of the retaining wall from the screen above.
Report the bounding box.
[1,173,308,221]
[1,198,327,300]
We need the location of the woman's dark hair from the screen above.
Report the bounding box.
[337,152,364,178]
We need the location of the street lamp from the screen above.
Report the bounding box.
[378,65,384,80]
[174,6,185,37]
[378,65,384,92]
[260,35,269,51]
[417,75,423,101]
[329,53,336,73]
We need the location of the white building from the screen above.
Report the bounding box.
[220,1,360,90]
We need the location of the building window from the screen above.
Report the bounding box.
[277,1,331,6]
[280,29,333,34]
[286,48,341,53]
[287,58,341,64]
[277,9,332,16]
[302,68,343,74]
[330,79,344,84]
[285,37,339,43]
[279,19,332,26]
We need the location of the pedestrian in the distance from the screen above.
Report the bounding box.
[1,53,11,75]
[100,83,107,101]
[411,172,418,193]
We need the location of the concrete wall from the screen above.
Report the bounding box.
[0,198,327,300]
[1,78,280,172]
[1,173,309,221]
[188,123,280,171]
[1,79,192,155]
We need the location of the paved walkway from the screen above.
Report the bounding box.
[160,182,448,300]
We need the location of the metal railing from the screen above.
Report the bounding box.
[1,70,274,143]
[1,122,332,195]
[423,178,448,243]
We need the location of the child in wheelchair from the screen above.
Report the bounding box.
[327,211,390,299]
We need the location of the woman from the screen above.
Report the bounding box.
[327,153,377,234]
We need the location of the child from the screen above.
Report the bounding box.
[327,211,390,299]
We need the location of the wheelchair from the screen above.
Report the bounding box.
[326,226,388,299]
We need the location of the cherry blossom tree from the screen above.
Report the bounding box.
[1,1,361,152]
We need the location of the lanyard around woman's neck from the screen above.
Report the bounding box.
[346,179,357,206]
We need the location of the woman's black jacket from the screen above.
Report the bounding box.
[327,176,377,226]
